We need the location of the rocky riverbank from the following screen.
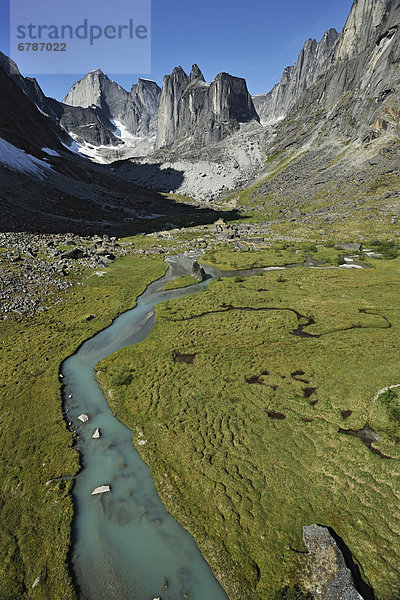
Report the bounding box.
[0,232,125,319]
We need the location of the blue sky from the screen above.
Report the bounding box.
[0,0,354,100]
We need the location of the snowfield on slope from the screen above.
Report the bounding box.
[0,138,52,179]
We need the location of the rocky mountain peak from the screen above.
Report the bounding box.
[136,78,158,88]
[253,27,340,125]
[190,64,205,83]
[63,69,117,110]
[168,66,190,87]
[132,78,161,100]
[0,52,20,77]
[156,66,259,149]
[334,0,394,60]
[264,0,399,146]
[63,68,161,147]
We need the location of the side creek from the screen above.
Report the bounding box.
[61,252,371,600]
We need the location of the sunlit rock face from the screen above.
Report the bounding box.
[63,69,161,139]
[156,64,259,150]
[253,28,339,125]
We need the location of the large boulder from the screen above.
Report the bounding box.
[301,525,365,599]
[61,248,86,259]
[192,260,206,282]
[91,485,111,495]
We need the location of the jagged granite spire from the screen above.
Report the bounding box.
[190,64,205,83]
[263,0,400,143]
[253,28,339,125]
[63,70,161,138]
[334,0,393,60]
[156,66,259,149]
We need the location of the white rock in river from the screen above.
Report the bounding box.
[78,413,89,423]
[92,428,101,439]
[91,485,111,495]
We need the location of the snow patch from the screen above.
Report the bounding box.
[110,119,144,146]
[0,137,52,179]
[62,137,111,163]
[41,147,60,157]
[35,103,49,116]
[63,129,154,164]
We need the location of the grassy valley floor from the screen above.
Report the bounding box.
[96,254,400,600]
[0,252,166,599]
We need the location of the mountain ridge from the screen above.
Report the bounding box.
[63,69,161,141]
[253,28,340,125]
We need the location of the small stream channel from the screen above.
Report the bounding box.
[61,253,365,600]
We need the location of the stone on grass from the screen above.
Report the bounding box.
[302,525,364,599]
[336,242,362,252]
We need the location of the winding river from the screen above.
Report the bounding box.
[61,252,365,600]
[62,252,279,600]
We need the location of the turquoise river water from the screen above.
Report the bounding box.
[62,253,278,600]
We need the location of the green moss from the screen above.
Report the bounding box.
[0,251,166,599]
[202,245,306,269]
[163,275,198,290]
[97,256,400,600]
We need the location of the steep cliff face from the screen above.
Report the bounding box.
[232,0,400,254]
[155,66,190,149]
[334,0,394,60]
[0,60,65,156]
[273,0,400,145]
[155,65,259,149]
[63,70,160,139]
[253,28,340,125]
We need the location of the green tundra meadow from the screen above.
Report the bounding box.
[97,251,400,600]
[1,237,400,599]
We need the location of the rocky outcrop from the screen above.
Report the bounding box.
[192,260,206,281]
[156,65,259,149]
[0,52,121,148]
[302,525,365,599]
[63,69,161,139]
[253,29,339,125]
[1,54,160,153]
[0,55,67,155]
[334,0,395,60]
[269,0,400,145]
[91,485,111,495]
